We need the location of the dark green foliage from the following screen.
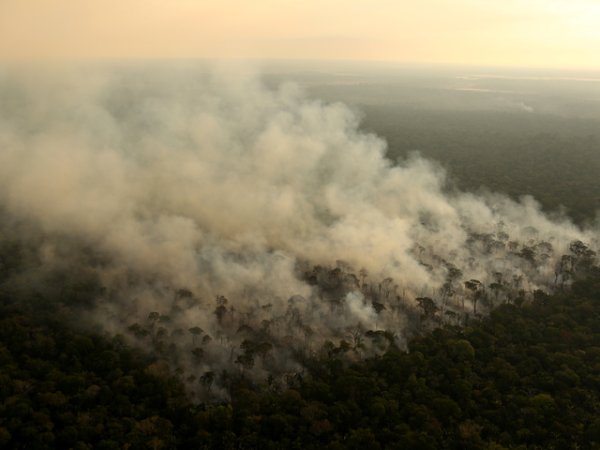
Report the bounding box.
[360,106,600,225]
[1,276,599,449]
[0,302,190,449]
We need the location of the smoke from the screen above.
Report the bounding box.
[0,63,596,398]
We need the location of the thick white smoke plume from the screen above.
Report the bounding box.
[0,64,596,397]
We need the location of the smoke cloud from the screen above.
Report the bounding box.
[0,63,596,398]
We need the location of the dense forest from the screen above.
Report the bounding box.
[1,270,599,449]
[298,69,600,225]
[360,106,600,225]
[1,66,600,449]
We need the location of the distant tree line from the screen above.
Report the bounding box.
[361,106,600,225]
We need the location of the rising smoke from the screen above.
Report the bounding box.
[0,64,597,398]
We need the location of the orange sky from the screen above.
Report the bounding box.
[1,0,599,68]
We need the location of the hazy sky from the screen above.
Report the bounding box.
[1,0,599,68]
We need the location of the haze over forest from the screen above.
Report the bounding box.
[1,1,600,449]
[0,60,598,395]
